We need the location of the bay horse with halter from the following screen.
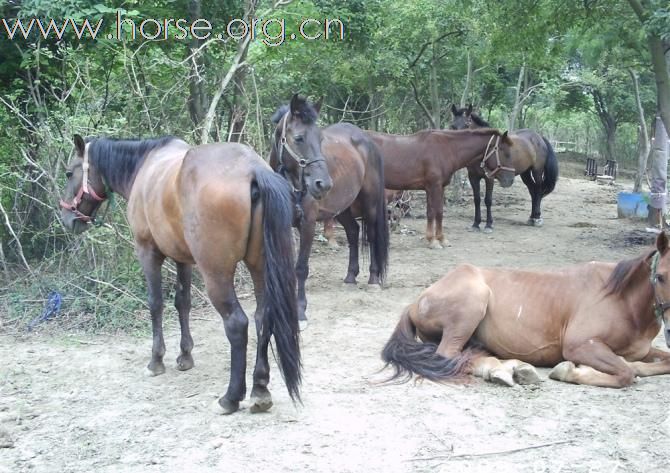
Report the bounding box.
[382,232,670,388]
[270,95,389,325]
[450,104,559,231]
[366,128,517,248]
[60,135,300,414]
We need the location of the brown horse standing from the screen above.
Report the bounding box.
[382,232,670,388]
[367,128,517,248]
[270,96,390,325]
[60,135,300,414]
[450,104,559,231]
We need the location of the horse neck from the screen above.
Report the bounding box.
[615,263,656,324]
[438,131,498,170]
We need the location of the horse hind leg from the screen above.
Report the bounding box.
[205,272,249,415]
[138,246,167,377]
[483,177,494,233]
[174,262,194,371]
[336,209,360,284]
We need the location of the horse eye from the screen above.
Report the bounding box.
[293,135,304,143]
[658,274,666,284]
[65,170,73,178]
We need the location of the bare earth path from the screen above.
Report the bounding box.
[2,176,669,473]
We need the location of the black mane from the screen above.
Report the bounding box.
[87,136,177,192]
[470,113,490,127]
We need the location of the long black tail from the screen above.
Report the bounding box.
[381,305,472,383]
[254,168,301,401]
[361,139,389,283]
[541,137,558,196]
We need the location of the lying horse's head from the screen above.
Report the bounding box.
[271,94,332,200]
[60,135,108,234]
[651,232,670,347]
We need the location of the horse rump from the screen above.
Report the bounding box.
[381,305,472,383]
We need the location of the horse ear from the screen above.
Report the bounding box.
[313,97,323,115]
[501,131,513,145]
[450,104,457,115]
[289,94,302,117]
[657,231,669,255]
[73,134,86,157]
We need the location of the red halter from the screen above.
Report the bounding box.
[59,153,106,222]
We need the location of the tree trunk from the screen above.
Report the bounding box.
[508,64,525,130]
[630,69,650,192]
[626,0,670,137]
[460,50,472,108]
[186,0,207,138]
[590,88,617,161]
[430,43,440,129]
[648,115,669,225]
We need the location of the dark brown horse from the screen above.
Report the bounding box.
[60,135,300,414]
[270,95,389,325]
[450,104,559,231]
[382,232,670,388]
[367,128,517,248]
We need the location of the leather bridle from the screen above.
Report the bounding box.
[59,149,107,223]
[650,251,670,321]
[480,135,516,179]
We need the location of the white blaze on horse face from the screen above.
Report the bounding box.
[516,306,523,321]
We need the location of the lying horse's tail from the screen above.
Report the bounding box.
[361,138,390,283]
[381,305,471,383]
[541,137,558,196]
[253,168,301,402]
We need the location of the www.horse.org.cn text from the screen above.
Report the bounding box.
[0,12,346,46]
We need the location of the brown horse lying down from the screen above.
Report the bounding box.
[382,233,670,388]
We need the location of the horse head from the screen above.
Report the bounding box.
[60,134,108,233]
[271,94,332,200]
[480,130,516,188]
[651,231,670,346]
[449,104,473,130]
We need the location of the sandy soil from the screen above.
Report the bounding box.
[2,174,670,473]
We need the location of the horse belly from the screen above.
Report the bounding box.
[474,311,563,367]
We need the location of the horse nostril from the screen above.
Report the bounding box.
[315,179,332,192]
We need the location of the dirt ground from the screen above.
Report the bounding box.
[2,172,670,473]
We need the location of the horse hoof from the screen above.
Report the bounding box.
[343,275,358,284]
[299,320,309,331]
[212,397,240,415]
[513,363,541,385]
[549,361,575,382]
[483,227,494,234]
[249,388,273,414]
[176,354,194,371]
[527,218,544,227]
[146,361,166,377]
[428,240,443,249]
[366,283,382,292]
[469,226,481,232]
[489,368,514,387]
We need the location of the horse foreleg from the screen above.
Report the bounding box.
[174,262,194,371]
[483,177,494,232]
[550,340,635,388]
[425,182,444,248]
[628,347,670,377]
[468,169,482,231]
[138,246,167,376]
[323,218,339,248]
[296,215,316,325]
[206,275,249,415]
[336,208,360,284]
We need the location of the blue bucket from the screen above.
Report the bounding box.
[617,192,648,219]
